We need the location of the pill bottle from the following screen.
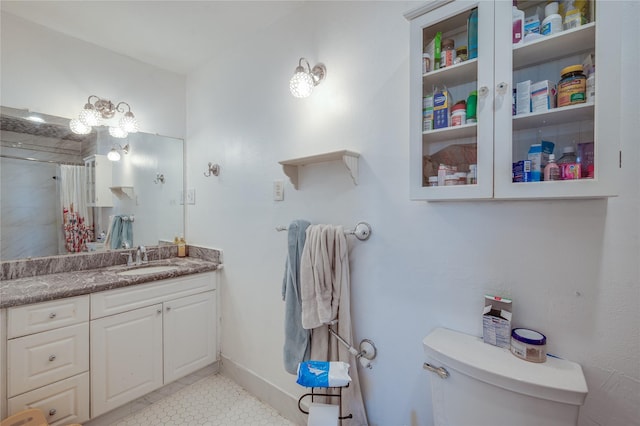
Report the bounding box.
[466,91,478,123]
[467,164,477,184]
[510,328,547,363]
[444,174,458,186]
[428,176,438,187]
[455,46,467,64]
[541,2,562,36]
[422,53,431,74]
[451,102,467,126]
[440,39,456,68]
[557,65,586,107]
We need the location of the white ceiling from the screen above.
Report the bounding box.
[1,1,305,75]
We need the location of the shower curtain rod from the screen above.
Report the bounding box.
[0,154,83,166]
[276,221,372,241]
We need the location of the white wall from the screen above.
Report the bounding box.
[186,2,639,426]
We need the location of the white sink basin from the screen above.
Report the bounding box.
[117,265,178,276]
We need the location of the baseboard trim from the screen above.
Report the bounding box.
[220,355,307,426]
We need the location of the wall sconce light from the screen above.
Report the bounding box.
[289,57,326,98]
[69,95,139,138]
[107,143,130,162]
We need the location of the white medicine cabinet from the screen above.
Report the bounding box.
[406,0,622,201]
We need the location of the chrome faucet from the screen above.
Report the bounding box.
[136,246,146,265]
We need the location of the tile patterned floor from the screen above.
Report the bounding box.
[112,374,296,426]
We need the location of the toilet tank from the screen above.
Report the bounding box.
[423,327,588,426]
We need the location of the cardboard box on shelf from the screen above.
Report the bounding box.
[483,295,512,348]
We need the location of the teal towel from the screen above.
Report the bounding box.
[282,220,311,374]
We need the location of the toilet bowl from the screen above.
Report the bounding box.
[423,327,588,426]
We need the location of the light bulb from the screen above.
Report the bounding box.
[107,148,121,161]
[69,118,91,135]
[79,106,101,126]
[109,126,128,138]
[119,112,139,133]
[289,71,314,98]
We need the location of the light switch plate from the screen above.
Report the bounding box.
[273,180,284,201]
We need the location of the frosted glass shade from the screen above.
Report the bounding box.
[289,72,314,98]
[79,108,101,127]
[119,113,139,133]
[69,118,91,135]
[107,148,121,161]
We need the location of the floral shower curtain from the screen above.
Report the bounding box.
[60,165,94,253]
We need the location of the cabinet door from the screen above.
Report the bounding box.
[163,291,217,383]
[493,0,621,199]
[409,1,495,200]
[90,304,163,417]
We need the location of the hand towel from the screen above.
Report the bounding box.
[282,220,311,374]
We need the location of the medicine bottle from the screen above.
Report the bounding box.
[440,39,456,68]
[543,154,560,181]
[558,65,586,107]
[428,176,438,187]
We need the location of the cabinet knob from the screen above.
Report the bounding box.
[49,355,56,362]
[166,306,172,312]
[49,409,57,416]
[496,82,509,94]
[49,312,57,319]
[478,86,489,97]
[157,309,162,314]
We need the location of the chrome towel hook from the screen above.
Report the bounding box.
[204,162,220,177]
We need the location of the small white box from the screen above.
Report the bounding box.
[530,80,557,112]
[483,295,512,348]
[516,80,532,115]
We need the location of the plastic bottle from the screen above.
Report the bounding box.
[541,2,562,36]
[440,39,456,68]
[466,90,478,123]
[467,8,478,59]
[543,154,560,181]
[512,1,525,44]
[177,235,186,257]
[586,67,595,103]
[557,65,586,107]
[557,146,580,180]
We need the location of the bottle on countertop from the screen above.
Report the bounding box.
[543,154,560,181]
[177,235,186,257]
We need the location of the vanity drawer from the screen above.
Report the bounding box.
[7,323,89,397]
[91,272,216,319]
[7,295,89,338]
[8,372,90,426]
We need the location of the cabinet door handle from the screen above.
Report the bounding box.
[478,86,489,97]
[49,409,57,416]
[49,312,57,319]
[166,306,171,312]
[157,309,162,314]
[496,82,509,95]
[49,355,56,362]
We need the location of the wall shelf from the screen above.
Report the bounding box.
[279,150,360,190]
[110,186,134,199]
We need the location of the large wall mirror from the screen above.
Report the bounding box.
[1,106,184,261]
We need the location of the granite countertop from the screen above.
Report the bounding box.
[0,257,221,309]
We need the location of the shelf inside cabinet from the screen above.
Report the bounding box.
[512,102,594,131]
[422,122,477,144]
[423,59,477,90]
[110,186,134,199]
[513,23,595,70]
[279,150,360,190]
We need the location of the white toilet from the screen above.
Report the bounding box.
[423,327,588,426]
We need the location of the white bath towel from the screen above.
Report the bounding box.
[300,225,345,329]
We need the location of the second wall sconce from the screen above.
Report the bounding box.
[289,57,326,98]
[107,143,130,162]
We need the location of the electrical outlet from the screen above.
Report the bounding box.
[273,180,284,201]
[186,188,196,205]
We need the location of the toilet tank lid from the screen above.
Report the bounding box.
[423,327,588,406]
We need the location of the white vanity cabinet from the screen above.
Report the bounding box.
[4,296,90,426]
[90,272,217,417]
[407,0,621,201]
